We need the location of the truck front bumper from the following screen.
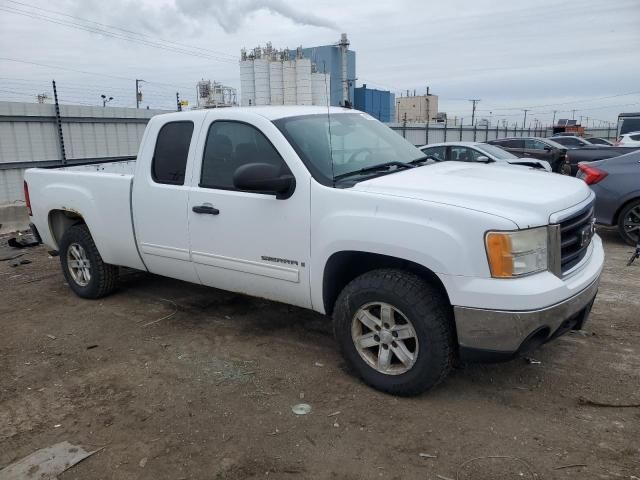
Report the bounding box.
[454,276,599,362]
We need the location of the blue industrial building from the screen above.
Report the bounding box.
[354,85,396,123]
[299,46,355,107]
[287,38,356,107]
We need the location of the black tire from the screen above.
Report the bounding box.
[618,199,640,246]
[333,269,455,396]
[59,224,118,299]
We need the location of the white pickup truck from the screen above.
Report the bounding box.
[24,106,604,395]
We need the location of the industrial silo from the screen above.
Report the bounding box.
[253,58,271,105]
[283,60,297,105]
[295,57,312,105]
[311,72,330,106]
[239,59,255,106]
[269,61,284,105]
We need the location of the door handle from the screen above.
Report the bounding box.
[192,205,220,215]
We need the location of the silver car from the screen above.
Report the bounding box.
[419,142,552,171]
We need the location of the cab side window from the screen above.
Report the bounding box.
[151,121,194,185]
[525,139,547,150]
[504,139,524,149]
[200,121,290,190]
[421,146,447,161]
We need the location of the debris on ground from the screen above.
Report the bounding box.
[0,251,25,262]
[525,357,542,365]
[577,396,640,408]
[419,453,437,458]
[9,258,31,267]
[8,234,39,249]
[0,441,101,480]
[46,334,56,340]
[86,344,99,350]
[314,361,324,367]
[291,403,312,415]
[327,411,341,417]
[139,457,148,468]
[553,463,587,470]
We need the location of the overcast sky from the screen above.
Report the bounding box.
[1,0,639,126]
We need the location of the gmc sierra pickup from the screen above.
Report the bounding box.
[24,107,604,395]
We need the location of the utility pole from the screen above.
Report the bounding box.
[469,99,480,126]
[552,110,557,126]
[522,109,530,129]
[176,92,181,112]
[571,109,576,120]
[136,79,145,108]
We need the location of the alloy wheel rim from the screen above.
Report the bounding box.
[351,302,419,375]
[66,243,91,287]
[624,206,640,240]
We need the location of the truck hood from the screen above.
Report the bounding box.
[353,162,591,228]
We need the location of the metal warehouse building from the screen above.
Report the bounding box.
[354,85,395,123]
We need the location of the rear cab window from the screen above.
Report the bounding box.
[152,121,194,185]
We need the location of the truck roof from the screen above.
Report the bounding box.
[155,106,354,122]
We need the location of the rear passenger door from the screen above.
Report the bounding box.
[186,112,312,308]
[132,118,201,283]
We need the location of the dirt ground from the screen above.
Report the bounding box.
[1,229,638,480]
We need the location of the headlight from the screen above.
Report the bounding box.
[485,227,548,278]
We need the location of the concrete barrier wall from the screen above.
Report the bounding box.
[0,101,170,205]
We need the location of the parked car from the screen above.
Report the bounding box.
[615,131,640,146]
[549,136,599,149]
[577,150,640,245]
[418,142,551,171]
[586,137,614,146]
[487,137,569,173]
[24,106,604,396]
[565,146,640,176]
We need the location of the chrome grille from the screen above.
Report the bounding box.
[559,203,595,273]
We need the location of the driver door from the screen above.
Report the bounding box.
[187,112,312,309]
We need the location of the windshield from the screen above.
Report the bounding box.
[476,144,519,160]
[274,113,425,184]
[542,138,567,149]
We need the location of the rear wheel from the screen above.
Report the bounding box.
[618,199,640,246]
[59,224,118,299]
[333,269,454,396]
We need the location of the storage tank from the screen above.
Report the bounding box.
[239,60,255,106]
[253,58,270,106]
[311,72,330,106]
[269,61,284,105]
[283,60,297,105]
[295,57,312,106]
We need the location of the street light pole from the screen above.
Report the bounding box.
[101,94,113,107]
[522,109,530,129]
[136,79,145,108]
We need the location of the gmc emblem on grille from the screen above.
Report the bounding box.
[578,221,595,247]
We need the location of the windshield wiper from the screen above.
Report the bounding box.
[334,161,414,181]
[408,155,436,165]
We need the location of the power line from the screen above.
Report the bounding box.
[0,57,194,90]
[0,5,238,64]
[3,0,238,60]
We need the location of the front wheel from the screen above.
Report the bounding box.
[333,269,455,396]
[618,199,640,246]
[59,224,118,299]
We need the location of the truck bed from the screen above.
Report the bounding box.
[24,159,145,270]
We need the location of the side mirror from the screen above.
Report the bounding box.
[475,155,491,163]
[543,146,552,152]
[233,163,295,200]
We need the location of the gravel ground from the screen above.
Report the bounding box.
[0,229,638,480]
